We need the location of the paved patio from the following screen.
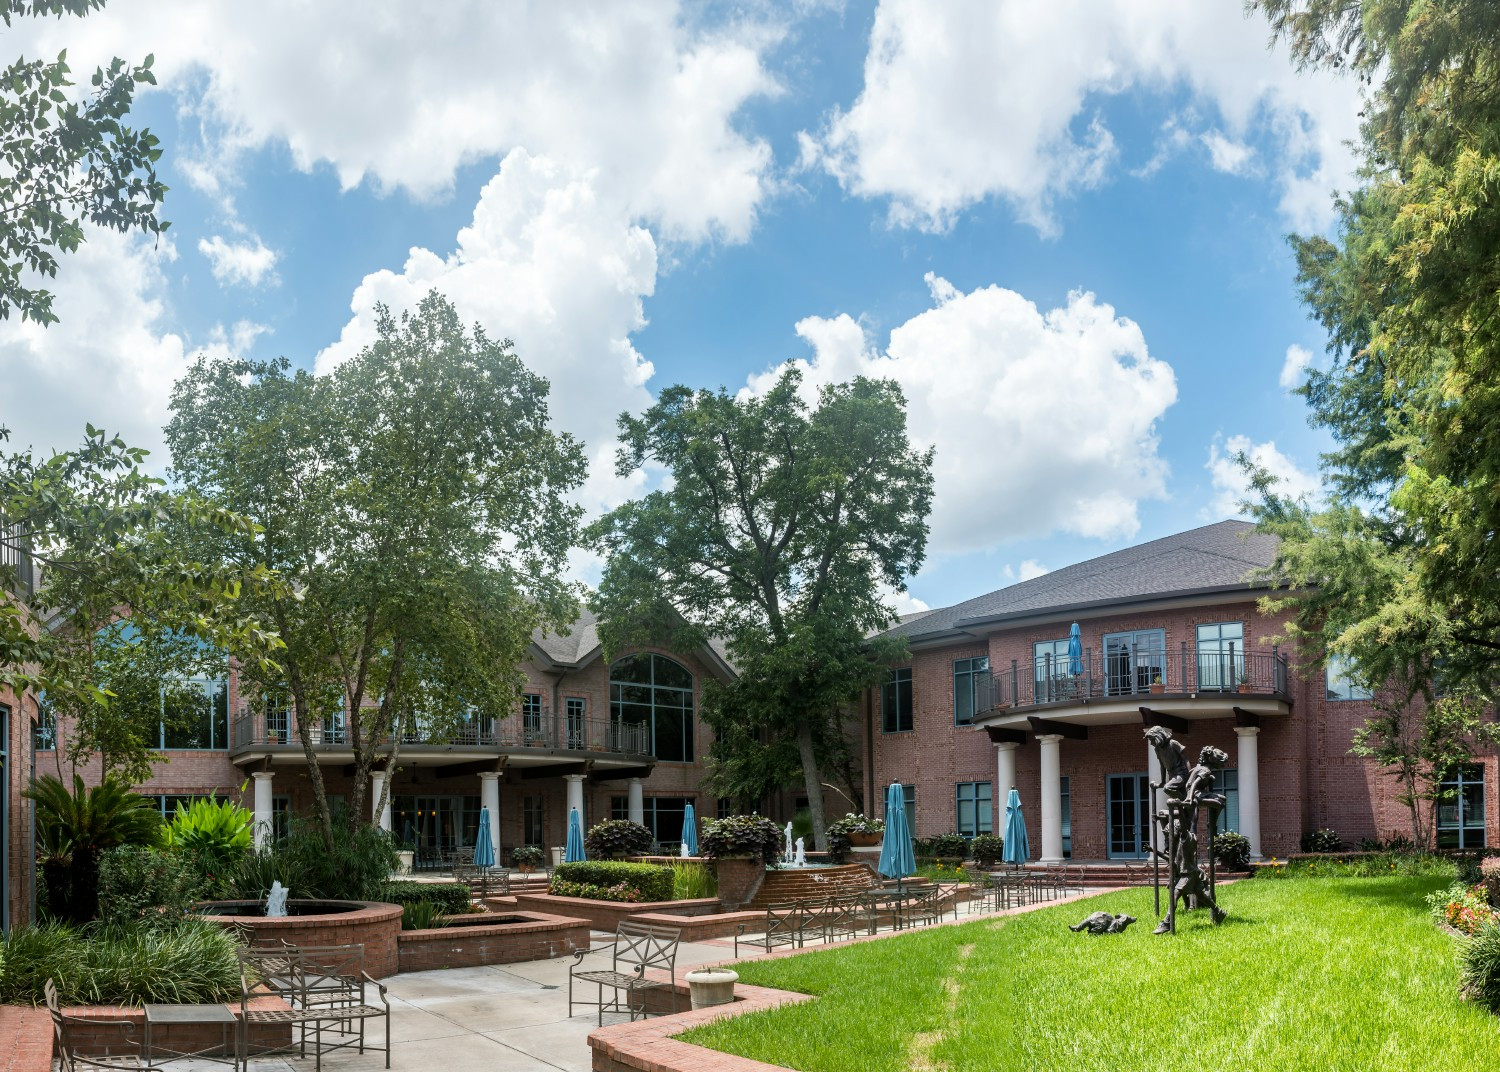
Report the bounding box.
[157,887,1116,1072]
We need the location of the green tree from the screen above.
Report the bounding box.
[165,291,587,847]
[2,0,168,325]
[1247,0,1500,698]
[1,426,280,782]
[589,369,933,849]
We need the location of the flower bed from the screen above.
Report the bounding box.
[511,893,721,932]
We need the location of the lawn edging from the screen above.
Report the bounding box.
[587,887,1113,1072]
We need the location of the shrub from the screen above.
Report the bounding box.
[552,861,673,902]
[671,861,718,900]
[512,845,545,869]
[1461,920,1500,1012]
[1480,858,1500,907]
[1429,882,1497,935]
[922,834,968,862]
[1212,831,1252,872]
[0,920,241,1006]
[162,797,254,894]
[550,879,647,902]
[584,819,653,860]
[700,815,782,864]
[1256,853,1456,880]
[1358,834,1416,853]
[969,834,1005,866]
[401,901,441,931]
[379,881,470,915]
[96,846,206,929]
[226,817,396,901]
[1300,828,1342,853]
[826,814,885,862]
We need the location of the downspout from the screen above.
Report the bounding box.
[864,686,875,818]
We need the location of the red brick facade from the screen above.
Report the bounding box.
[866,596,1498,856]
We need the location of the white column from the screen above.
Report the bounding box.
[565,773,586,828]
[1236,726,1263,859]
[1038,734,1064,864]
[994,742,1018,832]
[252,771,274,851]
[627,777,645,827]
[370,771,392,832]
[479,772,501,862]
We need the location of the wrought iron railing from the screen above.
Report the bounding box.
[0,521,35,599]
[974,645,1289,714]
[231,709,652,756]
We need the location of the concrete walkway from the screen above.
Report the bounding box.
[160,889,1116,1072]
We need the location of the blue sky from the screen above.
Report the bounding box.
[2,0,1359,612]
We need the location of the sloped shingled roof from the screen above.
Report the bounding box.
[885,520,1278,644]
[531,605,736,675]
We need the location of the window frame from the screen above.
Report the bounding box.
[953,657,990,726]
[882,666,914,733]
[609,653,696,763]
[1195,621,1245,692]
[955,781,993,837]
[1325,654,1374,701]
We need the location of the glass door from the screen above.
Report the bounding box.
[1437,765,1486,849]
[1104,630,1166,695]
[395,796,462,869]
[1107,773,1151,858]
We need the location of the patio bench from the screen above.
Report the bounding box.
[46,979,149,1072]
[569,921,681,1025]
[452,862,511,900]
[735,900,814,957]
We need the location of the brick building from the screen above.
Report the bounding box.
[858,520,1494,861]
[1,529,36,930]
[36,609,751,870]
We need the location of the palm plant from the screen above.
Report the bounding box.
[25,774,163,923]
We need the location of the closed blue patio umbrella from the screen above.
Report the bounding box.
[565,807,587,863]
[473,806,496,869]
[878,782,916,882]
[1002,788,1030,866]
[681,803,699,856]
[1068,622,1083,677]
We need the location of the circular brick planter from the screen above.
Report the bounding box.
[197,900,403,978]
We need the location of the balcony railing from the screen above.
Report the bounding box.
[231,709,652,756]
[0,522,35,599]
[975,645,1289,714]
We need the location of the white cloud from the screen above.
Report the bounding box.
[16,1,781,245]
[1280,343,1313,391]
[1018,560,1051,582]
[0,228,259,463]
[198,234,278,287]
[316,149,659,525]
[1201,131,1255,176]
[1206,434,1320,518]
[808,0,1362,231]
[745,273,1177,556]
[877,582,930,618]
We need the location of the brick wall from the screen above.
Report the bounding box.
[396,911,589,972]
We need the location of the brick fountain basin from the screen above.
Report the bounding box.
[196,899,403,978]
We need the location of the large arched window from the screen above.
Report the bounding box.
[609,654,694,762]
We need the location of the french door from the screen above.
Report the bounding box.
[1107,773,1151,859]
[1104,629,1166,695]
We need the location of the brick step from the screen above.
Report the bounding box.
[747,864,878,912]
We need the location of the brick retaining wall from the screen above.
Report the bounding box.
[511,894,721,932]
[198,901,403,978]
[397,911,590,972]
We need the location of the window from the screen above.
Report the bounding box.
[1325,655,1374,701]
[1103,629,1165,696]
[610,795,692,850]
[883,783,916,832]
[609,654,695,762]
[1197,622,1245,691]
[1213,769,1240,835]
[522,795,546,847]
[151,793,211,819]
[271,796,290,842]
[956,782,992,837]
[33,704,55,751]
[1033,638,1072,703]
[161,678,230,750]
[318,695,345,745]
[1437,765,1486,849]
[717,798,733,819]
[953,657,989,725]
[521,694,545,743]
[882,667,913,733]
[1060,776,1072,858]
[565,697,586,750]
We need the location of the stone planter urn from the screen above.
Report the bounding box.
[395,850,415,875]
[848,832,882,847]
[686,968,738,1010]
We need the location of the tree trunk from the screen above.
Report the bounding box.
[796,719,828,851]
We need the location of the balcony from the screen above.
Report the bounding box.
[975,646,1291,718]
[229,710,653,760]
[1,522,34,600]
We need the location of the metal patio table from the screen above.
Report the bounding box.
[144,1003,242,1072]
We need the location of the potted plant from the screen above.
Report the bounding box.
[1150,674,1165,695]
[1237,672,1253,693]
[513,845,544,873]
[584,819,653,860]
[699,814,783,864]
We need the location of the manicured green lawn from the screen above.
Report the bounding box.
[683,877,1500,1071]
